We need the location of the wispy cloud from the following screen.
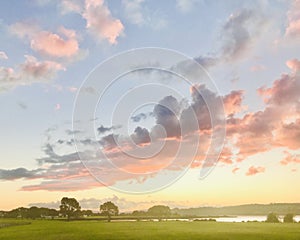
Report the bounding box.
[0,51,8,60]
[285,0,300,38]
[246,166,265,176]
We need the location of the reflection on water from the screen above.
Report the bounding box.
[113,215,300,223]
[215,215,300,223]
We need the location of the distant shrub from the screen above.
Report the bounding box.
[266,213,279,223]
[193,218,216,222]
[283,213,294,223]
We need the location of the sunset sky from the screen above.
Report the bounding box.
[0,0,300,212]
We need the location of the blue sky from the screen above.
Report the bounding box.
[0,0,300,211]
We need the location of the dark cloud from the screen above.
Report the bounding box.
[194,56,219,69]
[65,129,82,135]
[37,143,80,164]
[0,168,44,180]
[17,102,28,109]
[131,112,153,122]
[221,9,265,61]
[186,84,222,131]
[153,95,181,138]
[99,134,119,149]
[131,127,151,145]
[97,125,121,135]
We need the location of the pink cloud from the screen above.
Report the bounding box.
[280,151,300,165]
[3,56,300,190]
[0,55,64,91]
[68,86,78,92]
[83,0,124,44]
[286,59,300,72]
[21,55,64,79]
[275,119,300,150]
[250,64,266,72]
[285,0,300,38]
[31,31,79,58]
[223,90,245,116]
[257,71,300,106]
[10,22,80,58]
[55,103,61,111]
[246,166,265,176]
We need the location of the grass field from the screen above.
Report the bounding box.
[0,219,299,240]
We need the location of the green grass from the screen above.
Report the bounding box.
[0,219,299,240]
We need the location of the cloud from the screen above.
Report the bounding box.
[0,51,8,60]
[122,0,145,26]
[232,167,239,174]
[131,127,151,145]
[21,55,64,78]
[246,166,265,176]
[0,55,64,91]
[10,22,80,58]
[286,58,300,72]
[68,86,78,92]
[54,103,61,111]
[21,175,101,192]
[257,68,300,106]
[152,95,181,138]
[60,0,83,14]
[176,0,198,13]
[131,112,150,122]
[10,21,40,39]
[4,59,300,190]
[36,143,80,164]
[221,9,266,61]
[58,0,124,44]
[194,56,219,69]
[275,119,300,150]
[186,9,266,73]
[223,90,245,116]
[184,84,224,131]
[65,129,82,135]
[0,168,44,180]
[83,0,124,44]
[280,151,300,165]
[250,64,266,72]
[97,125,121,135]
[31,27,79,58]
[285,0,300,38]
[17,102,28,109]
[99,133,119,149]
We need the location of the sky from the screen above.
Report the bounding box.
[0,0,300,212]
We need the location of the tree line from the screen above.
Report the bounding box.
[0,197,171,222]
[0,197,298,223]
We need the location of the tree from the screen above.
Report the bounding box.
[99,201,119,222]
[132,210,146,216]
[47,208,59,219]
[283,213,294,223]
[147,205,171,217]
[27,206,41,219]
[266,213,279,223]
[81,210,93,217]
[59,197,81,220]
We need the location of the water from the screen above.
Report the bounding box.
[196,215,300,223]
[113,215,300,223]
